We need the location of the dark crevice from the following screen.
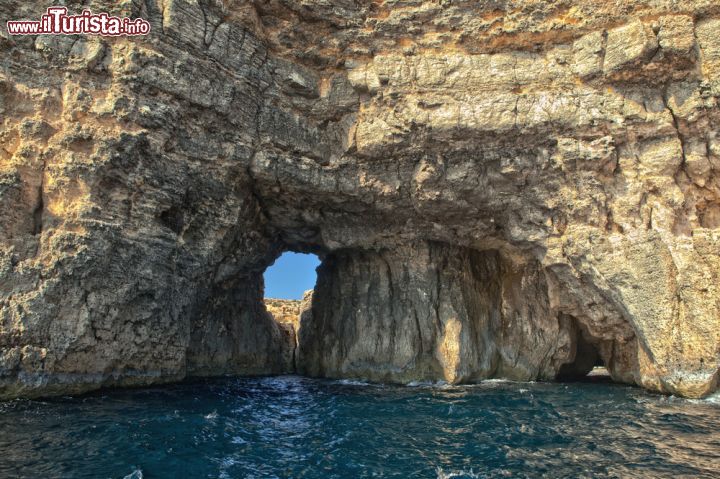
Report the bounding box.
[32,183,44,236]
[557,317,608,382]
[158,205,184,234]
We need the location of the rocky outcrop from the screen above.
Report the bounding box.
[297,243,634,385]
[265,296,306,328]
[297,243,573,383]
[265,293,311,369]
[1,0,719,398]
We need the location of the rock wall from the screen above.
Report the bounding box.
[265,296,307,327]
[297,243,569,383]
[265,293,312,370]
[0,0,719,398]
[297,242,634,385]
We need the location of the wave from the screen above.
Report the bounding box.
[335,379,373,386]
[436,467,482,478]
[695,391,720,406]
[406,380,440,387]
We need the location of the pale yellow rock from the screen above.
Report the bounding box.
[438,318,463,384]
[696,18,720,101]
[637,137,684,177]
[604,20,658,74]
[684,140,712,187]
[572,31,604,78]
[658,15,696,55]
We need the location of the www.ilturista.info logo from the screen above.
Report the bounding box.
[6,7,151,36]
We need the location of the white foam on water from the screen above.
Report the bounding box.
[406,380,435,387]
[218,457,239,479]
[406,380,452,388]
[123,469,143,479]
[436,467,482,478]
[687,391,720,406]
[519,423,534,435]
[336,379,372,386]
[644,390,720,407]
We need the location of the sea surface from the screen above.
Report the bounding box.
[0,375,718,478]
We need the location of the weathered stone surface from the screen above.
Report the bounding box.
[696,18,720,95]
[1,0,719,399]
[298,243,577,383]
[265,297,305,327]
[603,20,658,75]
[265,291,313,370]
[658,15,696,56]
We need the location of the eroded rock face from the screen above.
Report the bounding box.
[1,0,719,398]
[298,242,574,383]
[265,296,306,327]
[296,242,639,385]
[265,293,311,370]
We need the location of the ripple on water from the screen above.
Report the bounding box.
[0,377,718,478]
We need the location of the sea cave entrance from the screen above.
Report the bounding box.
[262,251,320,369]
[556,317,612,383]
[263,251,320,301]
[251,243,627,386]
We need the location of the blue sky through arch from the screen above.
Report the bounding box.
[263,252,320,300]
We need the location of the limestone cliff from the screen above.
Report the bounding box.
[265,293,310,368]
[1,0,719,399]
[265,296,306,328]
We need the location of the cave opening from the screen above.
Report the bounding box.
[261,251,320,372]
[252,243,626,386]
[556,318,612,383]
[263,251,320,301]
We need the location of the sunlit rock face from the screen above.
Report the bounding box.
[1,0,719,398]
[265,293,312,370]
[298,243,574,383]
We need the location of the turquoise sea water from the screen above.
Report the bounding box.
[0,376,718,478]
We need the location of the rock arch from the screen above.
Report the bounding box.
[1,0,719,399]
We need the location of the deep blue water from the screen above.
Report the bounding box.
[0,376,718,479]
